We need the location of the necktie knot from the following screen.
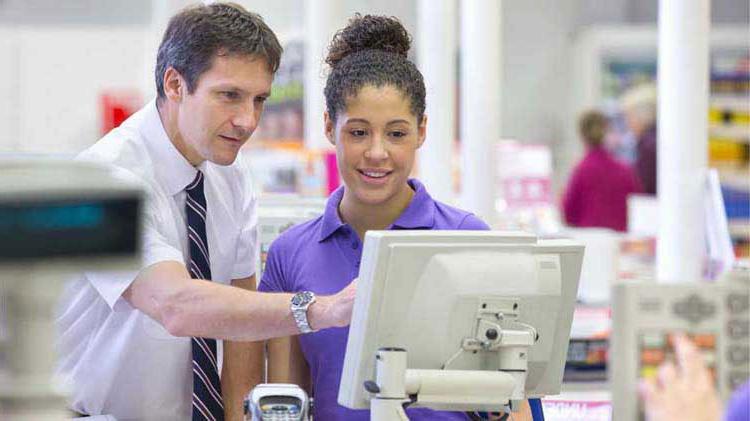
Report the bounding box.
[186,170,204,192]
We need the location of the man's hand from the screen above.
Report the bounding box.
[638,334,722,421]
[308,279,357,331]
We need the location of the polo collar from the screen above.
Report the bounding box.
[317,179,436,242]
[318,185,347,242]
[390,179,435,229]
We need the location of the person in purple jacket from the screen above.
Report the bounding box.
[622,83,657,196]
[257,14,537,421]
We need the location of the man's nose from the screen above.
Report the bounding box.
[232,102,257,132]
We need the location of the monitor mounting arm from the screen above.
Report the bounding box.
[365,299,537,421]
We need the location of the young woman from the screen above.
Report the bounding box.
[259,14,539,421]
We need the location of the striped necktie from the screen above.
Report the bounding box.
[185,170,224,421]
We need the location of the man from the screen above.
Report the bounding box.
[55,4,355,420]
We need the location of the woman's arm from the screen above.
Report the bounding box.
[267,336,311,394]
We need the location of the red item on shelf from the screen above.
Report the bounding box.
[100,90,142,135]
[325,150,340,195]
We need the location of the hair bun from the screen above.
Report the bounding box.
[325,14,411,68]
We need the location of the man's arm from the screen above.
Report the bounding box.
[222,275,264,421]
[122,260,356,342]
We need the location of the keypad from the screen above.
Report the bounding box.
[672,294,716,324]
[727,293,750,314]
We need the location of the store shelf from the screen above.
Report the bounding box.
[709,124,750,140]
[729,221,750,237]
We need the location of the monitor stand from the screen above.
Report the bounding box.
[366,346,531,421]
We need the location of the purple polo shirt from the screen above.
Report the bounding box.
[259,179,489,421]
[725,380,749,421]
[562,146,642,232]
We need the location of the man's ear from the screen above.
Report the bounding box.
[324,111,336,146]
[417,114,427,148]
[163,67,185,102]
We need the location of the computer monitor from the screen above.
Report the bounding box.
[338,231,584,414]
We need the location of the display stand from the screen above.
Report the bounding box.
[367,319,537,421]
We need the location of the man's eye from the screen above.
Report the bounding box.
[222,91,240,100]
[255,96,268,104]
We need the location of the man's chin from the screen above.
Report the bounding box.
[210,152,240,166]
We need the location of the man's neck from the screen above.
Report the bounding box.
[156,99,202,167]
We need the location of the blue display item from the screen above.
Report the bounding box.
[722,185,750,220]
[0,197,140,261]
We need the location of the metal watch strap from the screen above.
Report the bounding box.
[291,291,316,334]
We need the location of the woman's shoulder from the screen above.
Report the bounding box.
[431,200,491,230]
[268,215,325,254]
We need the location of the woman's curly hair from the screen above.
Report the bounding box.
[324,14,426,122]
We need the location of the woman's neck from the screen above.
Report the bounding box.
[338,184,415,241]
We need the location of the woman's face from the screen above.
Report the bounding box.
[325,84,426,208]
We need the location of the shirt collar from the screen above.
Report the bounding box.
[141,99,200,196]
[318,185,347,242]
[317,179,436,242]
[391,179,435,229]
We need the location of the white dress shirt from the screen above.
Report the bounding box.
[55,100,258,420]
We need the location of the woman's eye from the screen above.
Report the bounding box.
[350,129,367,137]
[390,131,406,138]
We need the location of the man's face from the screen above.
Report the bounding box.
[175,54,273,166]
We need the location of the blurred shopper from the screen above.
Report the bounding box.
[563,110,642,232]
[639,334,749,421]
[622,83,658,195]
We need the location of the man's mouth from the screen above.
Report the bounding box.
[219,134,241,143]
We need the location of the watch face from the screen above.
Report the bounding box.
[292,291,313,306]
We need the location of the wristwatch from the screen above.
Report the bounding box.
[291,291,317,334]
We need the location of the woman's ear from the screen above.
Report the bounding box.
[324,111,335,146]
[163,67,185,103]
[417,114,427,148]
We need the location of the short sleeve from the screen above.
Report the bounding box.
[458,213,491,231]
[232,191,258,279]
[86,184,184,311]
[257,240,288,293]
[231,177,259,280]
